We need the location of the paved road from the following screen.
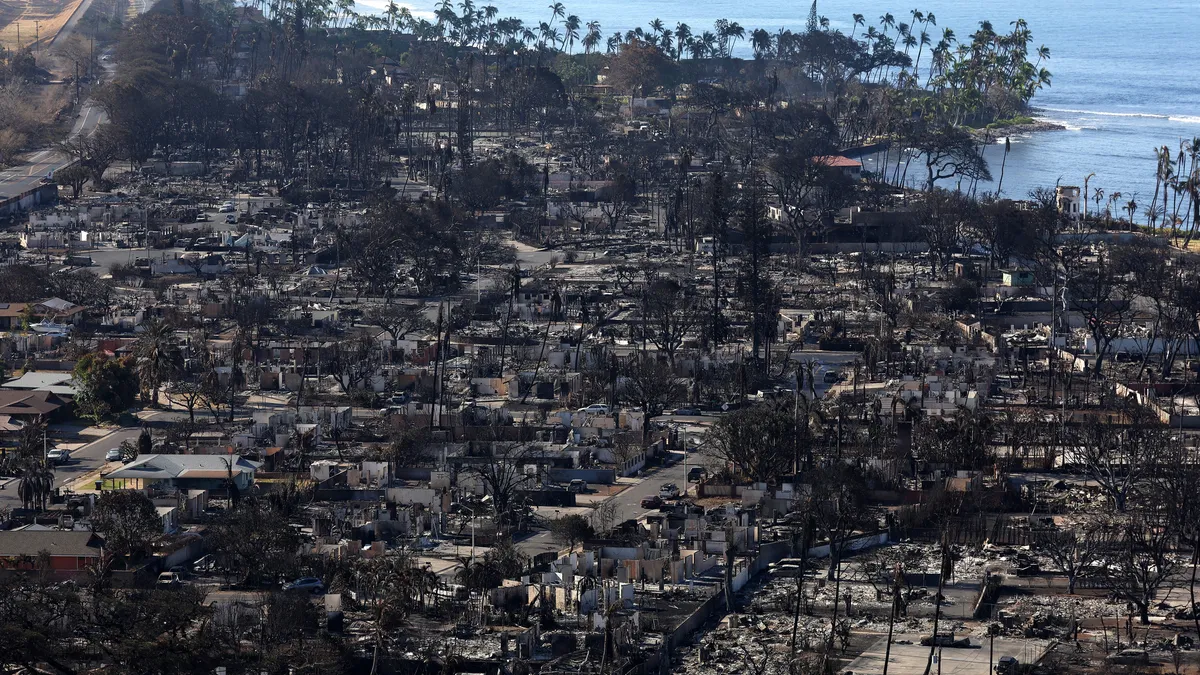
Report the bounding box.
[516,444,718,557]
[48,0,99,49]
[511,356,863,558]
[0,426,137,511]
[0,0,128,202]
[0,56,111,199]
[0,409,186,511]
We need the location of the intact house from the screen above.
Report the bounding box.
[0,390,70,423]
[0,298,87,330]
[103,454,260,493]
[0,530,105,576]
[2,371,79,398]
[813,155,863,180]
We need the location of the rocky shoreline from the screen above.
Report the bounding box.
[969,117,1067,141]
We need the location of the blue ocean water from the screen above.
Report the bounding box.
[359,0,1200,208]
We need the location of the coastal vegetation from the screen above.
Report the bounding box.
[73,0,1054,197]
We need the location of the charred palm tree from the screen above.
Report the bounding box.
[135,318,183,406]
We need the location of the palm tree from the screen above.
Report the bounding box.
[724,21,745,56]
[912,30,931,73]
[1033,44,1050,68]
[17,418,47,459]
[850,13,864,40]
[879,12,895,40]
[545,26,561,51]
[563,14,580,52]
[18,460,53,511]
[658,28,673,52]
[996,136,1010,196]
[674,23,691,59]
[1106,191,1122,226]
[750,28,772,60]
[546,1,564,28]
[135,318,182,406]
[582,21,601,54]
[384,0,399,32]
[648,18,665,39]
[1149,145,1171,228]
[1083,172,1096,222]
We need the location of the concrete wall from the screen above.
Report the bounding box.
[548,468,617,484]
[806,531,889,558]
[162,538,207,570]
[0,183,58,216]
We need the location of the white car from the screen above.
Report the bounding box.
[46,448,70,465]
[218,202,236,213]
[659,483,680,499]
[105,448,122,462]
[578,404,610,415]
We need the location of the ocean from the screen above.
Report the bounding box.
[358,0,1200,208]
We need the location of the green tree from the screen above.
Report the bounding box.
[73,352,138,422]
[607,37,677,97]
[136,427,152,458]
[90,490,161,562]
[549,513,594,550]
[707,402,798,482]
[55,164,88,198]
[209,500,301,585]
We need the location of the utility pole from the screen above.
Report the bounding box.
[989,625,995,675]
[790,520,812,651]
[882,563,903,675]
[922,534,952,675]
[34,21,40,55]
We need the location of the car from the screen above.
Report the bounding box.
[225,214,237,224]
[46,448,70,465]
[195,213,209,222]
[383,393,410,406]
[218,203,236,213]
[673,407,701,416]
[823,370,841,384]
[104,448,122,462]
[659,483,680,499]
[156,572,181,589]
[578,404,610,415]
[568,479,588,493]
[1105,650,1149,666]
[994,656,1019,675]
[688,467,708,482]
[640,495,664,509]
[282,577,325,594]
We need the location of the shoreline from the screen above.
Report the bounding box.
[969,117,1067,141]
